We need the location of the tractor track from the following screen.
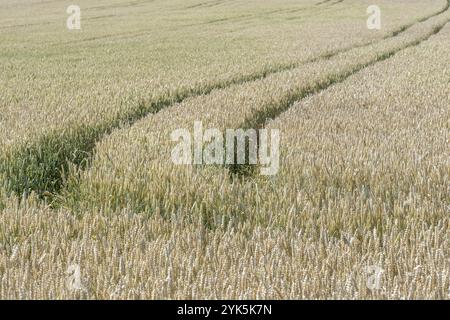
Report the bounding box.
[1,1,449,200]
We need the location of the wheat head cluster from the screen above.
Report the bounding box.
[0,0,448,299]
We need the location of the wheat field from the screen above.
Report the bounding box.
[0,0,448,299]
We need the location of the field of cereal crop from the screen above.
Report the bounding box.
[0,0,448,299]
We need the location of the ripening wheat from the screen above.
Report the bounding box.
[0,0,448,299]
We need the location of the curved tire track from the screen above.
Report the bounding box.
[1,1,448,199]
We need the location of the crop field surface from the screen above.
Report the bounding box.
[0,0,448,300]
